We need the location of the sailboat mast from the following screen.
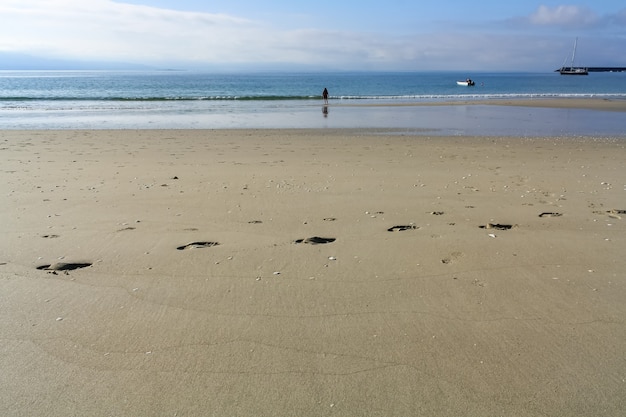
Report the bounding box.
[558,37,588,75]
[571,37,578,66]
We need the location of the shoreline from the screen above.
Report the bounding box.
[4,128,626,140]
[1,128,625,416]
[3,97,626,134]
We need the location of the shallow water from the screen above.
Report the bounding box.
[1,70,626,135]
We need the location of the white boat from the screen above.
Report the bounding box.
[558,38,588,75]
[457,79,475,86]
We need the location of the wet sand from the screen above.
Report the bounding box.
[481,97,626,112]
[346,97,626,112]
[1,102,626,416]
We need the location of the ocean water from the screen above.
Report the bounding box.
[1,70,626,135]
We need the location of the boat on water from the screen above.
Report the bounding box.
[456,79,475,86]
[559,67,588,75]
[558,38,588,75]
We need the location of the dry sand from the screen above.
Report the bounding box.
[1,125,625,416]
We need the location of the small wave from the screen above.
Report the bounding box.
[0,95,321,102]
[334,93,626,101]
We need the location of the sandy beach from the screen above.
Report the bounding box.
[1,110,625,415]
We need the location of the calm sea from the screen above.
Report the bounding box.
[1,70,626,135]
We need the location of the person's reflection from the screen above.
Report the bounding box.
[322,105,329,117]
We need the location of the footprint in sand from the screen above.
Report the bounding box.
[37,262,92,271]
[387,225,418,232]
[479,223,516,230]
[539,212,562,218]
[293,237,336,245]
[442,251,464,265]
[177,241,220,250]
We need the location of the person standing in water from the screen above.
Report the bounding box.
[322,87,329,104]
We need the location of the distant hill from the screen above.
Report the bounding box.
[0,52,153,70]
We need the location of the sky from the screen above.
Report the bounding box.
[1,0,625,71]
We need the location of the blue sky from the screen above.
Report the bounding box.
[1,1,625,71]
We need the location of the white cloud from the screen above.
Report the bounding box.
[0,0,440,68]
[0,0,260,62]
[528,5,599,28]
[0,1,625,70]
